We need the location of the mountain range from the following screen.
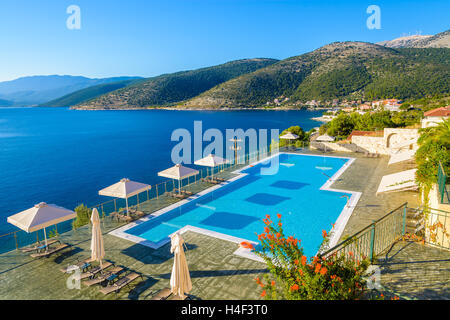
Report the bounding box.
[0,75,141,107]
[377,29,450,49]
[1,29,449,109]
[180,42,449,108]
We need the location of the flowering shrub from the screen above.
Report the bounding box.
[254,214,370,300]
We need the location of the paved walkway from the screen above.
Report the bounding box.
[0,230,266,300]
[328,153,420,237]
[376,241,450,300]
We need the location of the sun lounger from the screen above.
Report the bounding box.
[202,177,224,184]
[99,272,143,295]
[131,210,146,218]
[111,211,134,223]
[20,239,60,253]
[169,192,187,199]
[174,189,194,196]
[170,294,191,300]
[30,243,70,258]
[149,288,172,300]
[79,261,113,280]
[60,258,93,273]
[83,266,124,287]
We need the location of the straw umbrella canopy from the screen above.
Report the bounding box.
[158,164,199,194]
[7,202,76,250]
[170,233,192,299]
[280,132,299,149]
[316,134,335,142]
[90,208,105,267]
[194,154,228,180]
[280,132,299,140]
[98,178,151,216]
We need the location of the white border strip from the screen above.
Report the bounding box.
[109,152,361,261]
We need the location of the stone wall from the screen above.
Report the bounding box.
[351,136,386,154]
[311,128,420,155]
[426,185,450,249]
[383,128,419,154]
[350,128,420,155]
[310,141,363,153]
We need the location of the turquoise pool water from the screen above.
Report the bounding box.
[126,153,352,256]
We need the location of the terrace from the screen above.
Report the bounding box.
[0,149,448,300]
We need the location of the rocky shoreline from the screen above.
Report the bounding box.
[71,105,329,112]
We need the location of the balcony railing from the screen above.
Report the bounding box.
[319,203,408,262]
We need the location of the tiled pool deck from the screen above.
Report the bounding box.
[1,149,448,300]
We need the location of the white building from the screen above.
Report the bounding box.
[421,106,450,128]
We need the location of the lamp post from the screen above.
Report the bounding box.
[229,138,242,164]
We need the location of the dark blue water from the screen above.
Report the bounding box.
[0,107,322,235]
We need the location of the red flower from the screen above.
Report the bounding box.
[271,280,275,286]
[276,232,281,238]
[294,259,299,265]
[322,230,328,238]
[301,255,307,266]
[261,290,266,297]
[264,227,270,233]
[240,241,254,250]
[290,284,299,291]
[320,267,327,276]
[314,263,322,274]
[265,214,270,220]
[277,213,282,219]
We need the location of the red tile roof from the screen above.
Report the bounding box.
[424,106,450,117]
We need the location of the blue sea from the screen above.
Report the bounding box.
[0,107,323,236]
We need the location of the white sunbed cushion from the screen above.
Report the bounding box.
[376,169,418,194]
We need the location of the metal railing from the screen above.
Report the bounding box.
[0,146,275,254]
[438,162,449,204]
[320,203,408,262]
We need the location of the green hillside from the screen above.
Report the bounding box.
[76,58,278,109]
[41,79,141,107]
[0,99,13,107]
[181,42,450,108]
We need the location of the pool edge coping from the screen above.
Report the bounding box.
[109,152,361,262]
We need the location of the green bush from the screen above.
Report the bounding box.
[72,204,92,230]
[319,110,422,139]
[415,119,450,190]
[279,126,315,148]
[253,214,371,300]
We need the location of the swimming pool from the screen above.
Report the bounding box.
[111,153,360,258]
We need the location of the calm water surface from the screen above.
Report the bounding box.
[0,107,323,234]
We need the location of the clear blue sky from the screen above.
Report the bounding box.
[0,0,448,81]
